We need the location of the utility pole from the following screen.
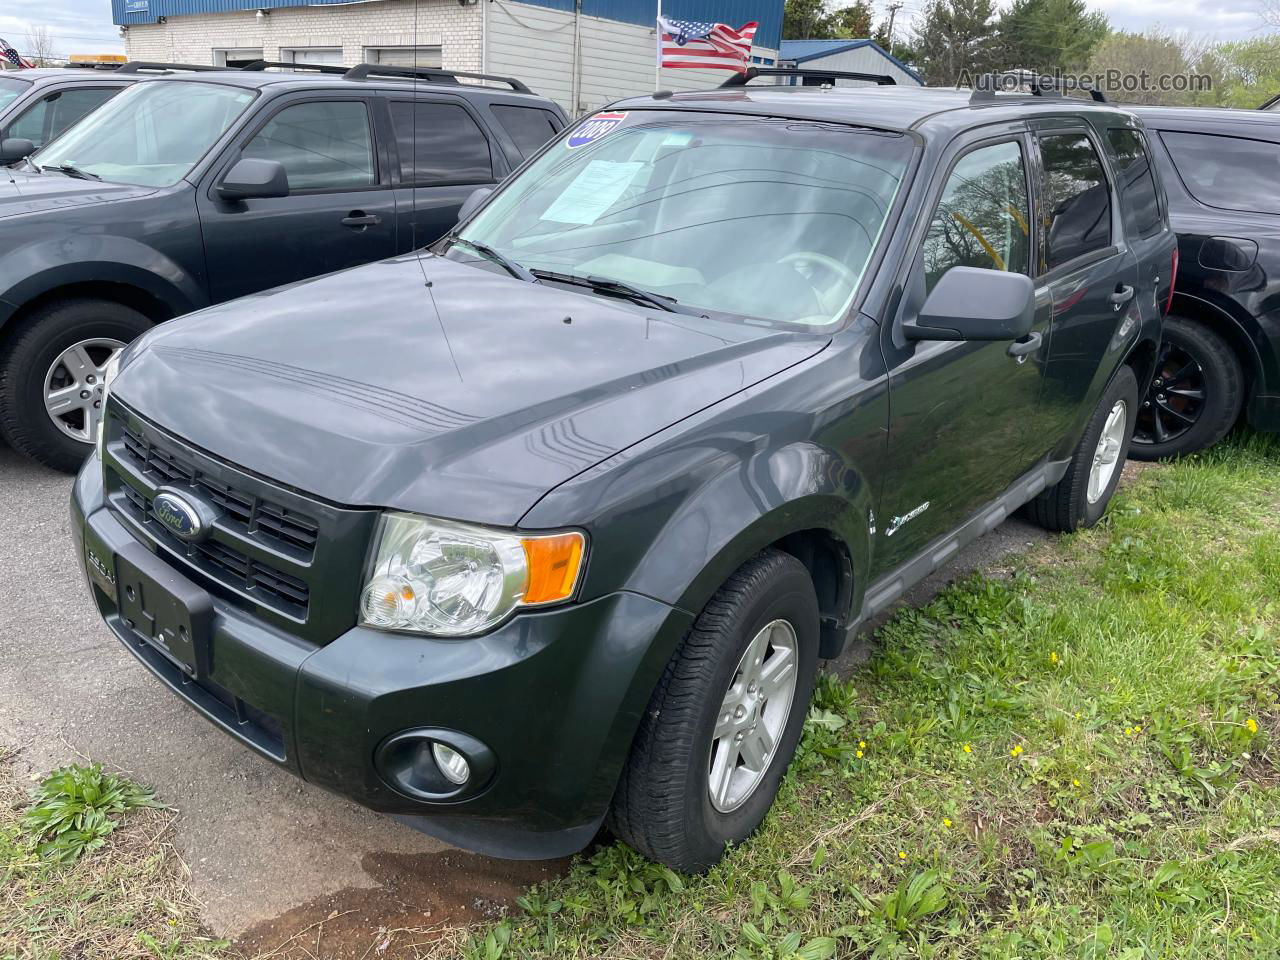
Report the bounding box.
[885,1,903,56]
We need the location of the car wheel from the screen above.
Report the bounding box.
[0,299,151,472]
[1024,364,1139,533]
[1129,315,1244,460]
[608,549,819,872]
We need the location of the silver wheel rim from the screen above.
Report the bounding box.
[43,338,125,444]
[707,618,799,813]
[1087,400,1127,504]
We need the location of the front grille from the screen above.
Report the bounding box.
[120,424,319,559]
[121,486,310,617]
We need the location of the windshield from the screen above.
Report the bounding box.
[0,76,31,115]
[457,112,912,326]
[34,81,255,187]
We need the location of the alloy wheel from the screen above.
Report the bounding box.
[43,338,125,444]
[707,618,799,813]
[1087,400,1127,504]
[1133,341,1206,446]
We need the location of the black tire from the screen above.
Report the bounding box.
[608,549,819,872]
[1130,315,1244,461]
[1024,364,1139,533]
[0,299,151,472]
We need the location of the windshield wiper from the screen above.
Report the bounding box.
[44,163,102,182]
[531,270,679,314]
[450,238,538,283]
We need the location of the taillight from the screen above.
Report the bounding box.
[1165,245,1179,316]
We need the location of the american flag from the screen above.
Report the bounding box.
[658,17,758,72]
[1,38,36,70]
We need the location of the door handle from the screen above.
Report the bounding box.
[1109,284,1135,308]
[341,212,381,229]
[1007,331,1042,360]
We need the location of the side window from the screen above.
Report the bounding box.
[241,100,376,192]
[1160,131,1280,216]
[8,88,119,148]
[491,105,562,157]
[1038,133,1112,271]
[922,140,1030,293]
[1106,128,1161,239]
[389,100,493,184]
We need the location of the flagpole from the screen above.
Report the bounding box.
[654,0,662,90]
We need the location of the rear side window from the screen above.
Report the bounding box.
[491,105,561,157]
[1106,128,1162,239]
[389,101,493,184]
[1160,131,1280,215]
[242,100,376,191]
[923,140,1031,293]
[1038,133,1112,270]
[6,86,120,148]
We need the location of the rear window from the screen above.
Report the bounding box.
[1106,128,1162,239]
[389,100,493,184]
[491,105,561,157]
[1160,130,1280,215]
[1038,132,1113,271]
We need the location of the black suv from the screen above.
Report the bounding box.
[1125,106,1280,457]
[72,73,1173,871]
[0,66,134,154]
[0,62,565,471]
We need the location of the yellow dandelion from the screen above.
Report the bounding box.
[856,750,864,759]
[1010,744,1024,757]
[1049,651,1059,664]
[963,743,973,754]
[1125,727,1133,736]
[859,741,867,749]
[1074,712,1082,720]
[1247,717,1258,734]
[897,851,907,860]
[1072,779,1081,787]
[1135,725,1143,733]
[942,817,953,828]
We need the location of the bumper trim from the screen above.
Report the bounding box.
[394,811,605,861]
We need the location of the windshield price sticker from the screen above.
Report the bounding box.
[541,160,643,225]
[567,112,628,149]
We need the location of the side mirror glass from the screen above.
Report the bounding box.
[216,157,289,201]
[906,267,1035,342]
[0,138,36,164]
[456,186,493,224]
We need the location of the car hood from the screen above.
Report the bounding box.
[0,168,155,220]
[114,253,828,526]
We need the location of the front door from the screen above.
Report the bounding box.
[197,95,397,303]
[875,133,1052,576]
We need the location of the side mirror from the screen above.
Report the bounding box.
[0,138,36,164]
[216,158,289,201]
[905,267,1035,342]
[456,186,493,224]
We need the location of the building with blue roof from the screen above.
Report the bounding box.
[778,38,922,86]
[115,0,785,114]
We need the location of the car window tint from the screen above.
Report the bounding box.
[389,100,493,183]
[1106,128,1161,239]
[8,87,119,148]
[1160,130,1280,215]
[242,100,375,191]
[922,141,1030,293]
[491,105,561,157]
[1038,133,1112,270]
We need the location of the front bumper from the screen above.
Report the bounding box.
[72,461,692,858]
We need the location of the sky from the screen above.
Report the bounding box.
[0,0,1274,60]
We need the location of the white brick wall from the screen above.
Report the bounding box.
[123,0,483,72]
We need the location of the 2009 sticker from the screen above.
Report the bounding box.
[567,111,627,148]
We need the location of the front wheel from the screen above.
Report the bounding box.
[0,299,152,472]
[608,549,819,872]
[1024,364,1139,533]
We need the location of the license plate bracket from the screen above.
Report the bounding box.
[114,545,214,678]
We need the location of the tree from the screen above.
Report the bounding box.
[24,26,56,66]
[910,0,1000,86]
[1086,30,1193,104]
[783,0,875,40]
[1196,35,1280,107]
[995,0,1109,74]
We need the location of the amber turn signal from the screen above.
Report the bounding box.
[521,532,586,605]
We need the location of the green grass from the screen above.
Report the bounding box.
[455,431,1280,960]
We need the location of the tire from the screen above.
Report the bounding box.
[1129,315,1244,461]
[608,549,819,872]
[1024,364,1139,533]
[0,299,151,472]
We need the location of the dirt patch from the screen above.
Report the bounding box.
[235,849,571,959]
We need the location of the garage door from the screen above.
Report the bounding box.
[364,47,442,68]
[285,48,342,65]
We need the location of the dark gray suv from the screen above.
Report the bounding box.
[0,63,565,471]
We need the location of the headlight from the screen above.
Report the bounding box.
[95,352,123,459]
[359,512,585,637]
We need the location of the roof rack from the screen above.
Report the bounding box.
[970,71,1106,103]
[116,61,235,74]
[721,66,896,88]
[343,63,532,93]
[241,60,349,75]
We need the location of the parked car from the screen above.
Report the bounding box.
[72,72,1173,871]
[1125,106,1280,457]
[0,62,566,471]
[0,64,135,155]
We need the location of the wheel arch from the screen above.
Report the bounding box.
[1168,291,1263,395]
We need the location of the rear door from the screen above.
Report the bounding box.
[485,100,567,165]
[380,93,504,252]
[1029,121,1137,445]
[197,92,397,302]
[2,82,126,149]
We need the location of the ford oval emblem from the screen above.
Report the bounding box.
[153,491,206,542]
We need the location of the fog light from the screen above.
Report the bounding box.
[432,742,470,785]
